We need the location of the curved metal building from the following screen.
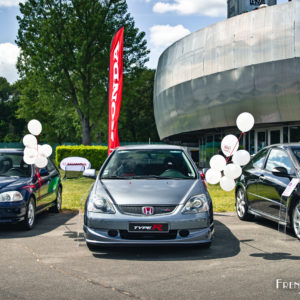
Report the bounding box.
[153,1,300,167]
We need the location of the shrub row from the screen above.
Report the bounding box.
[55,145,108,170]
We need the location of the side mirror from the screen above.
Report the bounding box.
[272,166,289,177]
[38,168,49,177]
[83,169,96,179]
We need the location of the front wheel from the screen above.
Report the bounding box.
[236,188,254,221]
[292,200,300,240]
[22,198,36,230]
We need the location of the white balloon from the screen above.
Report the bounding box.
[24,147,38,159]
[236,112,255,132]
[28,119,42,136]
[205,168,221,185]
[35,156,48,168]
[220,176,236,192]
[221,134,239,157]
[232,150,251,166]
[209,154,226,171]
[224,163,242,180]
[39,144,52,158]
[23,155,36,165]
[23,134,37,149]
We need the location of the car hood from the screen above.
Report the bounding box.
[0,177,31,191]
[100,179,199,206]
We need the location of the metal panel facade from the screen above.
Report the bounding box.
[154,1,300,140]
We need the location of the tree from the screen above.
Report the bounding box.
[16,0,149,145]
[0,77,26,142]
[16,78,82,144]
[118,68,159,142]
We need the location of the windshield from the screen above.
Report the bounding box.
[0,153,32,178]
[291,147,300,165]
[101,149,197,179]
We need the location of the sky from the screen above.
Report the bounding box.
[0,0,289,83]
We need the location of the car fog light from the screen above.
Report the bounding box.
[108,230,118,237]
[179,230,189,237]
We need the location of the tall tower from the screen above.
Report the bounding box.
[227,0,277,18]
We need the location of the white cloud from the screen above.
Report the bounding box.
[0,43,20,83]
[153,0,226,17]
[0,0,23,7]
[150,24,190,48]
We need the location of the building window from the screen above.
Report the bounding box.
[290,126,300,143]
[283,127,289,143]
[249,130,255,155]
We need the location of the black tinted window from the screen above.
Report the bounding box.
[251,149,268,169]
[265,149,294,174]
[292,147,300,165]
[0,153,31,177]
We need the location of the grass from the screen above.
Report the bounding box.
[60,175,236,213]
[61,174,95,212]
[206,184,235,212]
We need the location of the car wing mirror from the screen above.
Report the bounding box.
[272,166,289,177]
[83,169,96,179]
[38,168,49,177]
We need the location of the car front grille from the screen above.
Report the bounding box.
[119,230,178,240]
[118,205,176,215]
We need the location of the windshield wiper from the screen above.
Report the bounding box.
[101,175,128,179]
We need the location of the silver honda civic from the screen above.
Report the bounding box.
[83,145,214,250]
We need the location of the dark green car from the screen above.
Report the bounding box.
[235,144,300,240]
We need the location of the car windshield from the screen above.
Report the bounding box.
[0,152,31,178]
[101,149,197,179]
[291,147,300,165]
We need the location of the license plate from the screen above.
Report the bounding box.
[129,223,169,232]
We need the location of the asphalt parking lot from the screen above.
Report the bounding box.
[0,212,299,300]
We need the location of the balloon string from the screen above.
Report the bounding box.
[226,132,245,163]
[36,136,43,201]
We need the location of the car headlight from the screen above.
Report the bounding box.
[0,191,23,202]
[87,194,115,214]
[181,194,209,214]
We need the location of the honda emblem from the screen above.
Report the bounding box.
[142,206,154,215]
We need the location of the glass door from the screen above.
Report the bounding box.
[268,128,282,145]
[255,130,267,153]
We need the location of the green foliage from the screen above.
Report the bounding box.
[16,78,81,144]
[16,0,150,145]
[118,68,159,142]
[56,145,108,169]
[0,77,26,142]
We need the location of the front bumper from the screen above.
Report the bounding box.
[0,202,26,223]
[84,210,214,245]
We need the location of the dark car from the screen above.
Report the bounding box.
[235,144,300,240]
[0,149,62,229]
[83,145,214,250]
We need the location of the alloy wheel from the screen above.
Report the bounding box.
[236,189,246,218]
[27,200,35,228]
[292,202,300,240]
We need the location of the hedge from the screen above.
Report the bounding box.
[56,145,108,170]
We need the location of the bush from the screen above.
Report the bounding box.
[56,145,108,170]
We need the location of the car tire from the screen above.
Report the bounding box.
[22,198,36,230]
[50,187,62,213]
[291,200,300,241]
[235,188,255,221]
[86,242,100,252]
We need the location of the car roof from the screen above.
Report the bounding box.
[0,148,23,153]
[115,144,184,151]
[264,143,300,150]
